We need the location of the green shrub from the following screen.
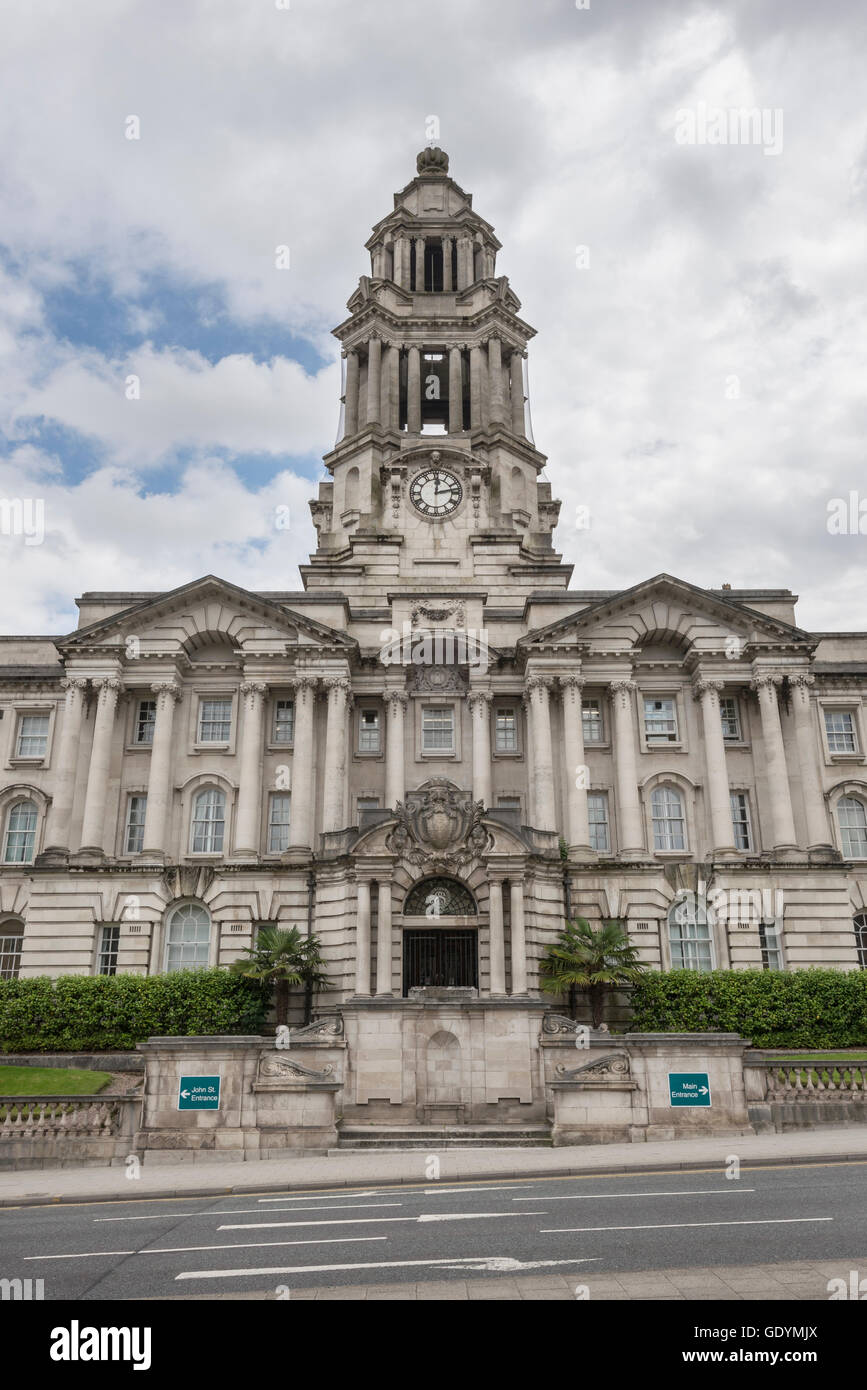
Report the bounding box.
[628,969,867,1048]
[0,971,267,1052]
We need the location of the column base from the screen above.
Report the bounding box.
[568,844,597,863]
[807,843,841,862]
[35,847,69,867]
[70,847,108,865]
[281,847,313,865]
[139,849,169,867]
[711,846,742,861]
[771,845,803,862]
[231,851,260,866]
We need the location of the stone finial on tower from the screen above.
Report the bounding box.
[417,146,449,176]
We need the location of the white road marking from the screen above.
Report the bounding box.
[540,1217,833,1234]
[26,1237,385,1262]
[256,1193,389,1203]
[219,1212,543,1231]
[95,1203,401,1222]
[514,1189,756,1202]
[176,1254,599,1281]
[423,1186,533,1195]
[25,1250,135,1260]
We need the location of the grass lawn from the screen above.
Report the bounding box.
[0,1065,112,1096]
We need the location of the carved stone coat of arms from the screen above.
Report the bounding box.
[386,778,490,868]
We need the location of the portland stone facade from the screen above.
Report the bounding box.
[1,149,867,1127]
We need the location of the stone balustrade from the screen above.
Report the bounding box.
[744,1052,867,1131]
[0,1094,139,1170]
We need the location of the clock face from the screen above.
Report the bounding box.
[410,468,463,518]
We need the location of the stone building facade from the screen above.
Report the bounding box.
[2,145,867,1067]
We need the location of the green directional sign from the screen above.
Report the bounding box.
[178,1075,221,1111]
[668,1072,711,1108]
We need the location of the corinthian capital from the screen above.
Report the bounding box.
[789,672,816,688]
[151,680,182,702]
[524,674,554,695]
[60,676,88,695]
[558,673,586,694]
[92,675,123,696]
[290,674,319,695]
[750,671,784,693]
[323,676,352,698]
[384,689,408,712]
[693,677,724,701]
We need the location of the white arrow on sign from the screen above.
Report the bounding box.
[699,1086,709,1095]
[180,1090,191,1098]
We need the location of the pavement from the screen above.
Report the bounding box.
[3,1124,867,1207]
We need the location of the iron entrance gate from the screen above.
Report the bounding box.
[402,929,479,993]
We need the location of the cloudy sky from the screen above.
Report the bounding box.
[1,0,866,634]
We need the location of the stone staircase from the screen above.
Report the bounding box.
[331,1124,553,1151]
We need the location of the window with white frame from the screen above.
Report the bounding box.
[97,924,120,976]
[855,912,867,969]
[651,785,686,851]
[357,796,381,820]
[720,696,741,741]
[198,698,232,743]
[582,698,604,744]
[124,795,147,854]
[0,920,23,979]
[268,793,291,853]
[358,709,381,753]
[165,901,211,972]
[15,713,49,759]
[730,792,753,851]
[644,697,678,744]
[837,795,867,858]
[3,800,37,863]
[495,707,518,753]
[825,709,858,754]
[134,700,156,745]
[190,788,226,853]
[273,698,295,744]
[422,706,454,753]
[759,920,784,970]
[587,792,610,853]
[668,897,713,971]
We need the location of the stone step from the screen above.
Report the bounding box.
[333,1124,553,1150]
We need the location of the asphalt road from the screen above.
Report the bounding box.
[2,1160,865,1300]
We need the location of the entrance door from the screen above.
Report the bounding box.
[403,929,478,992]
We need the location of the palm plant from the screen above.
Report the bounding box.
[229,926,329,1027]
[539,917,648,1028]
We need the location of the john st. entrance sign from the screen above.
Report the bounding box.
[668,1072,712,1107]
[177,1076,221,1111]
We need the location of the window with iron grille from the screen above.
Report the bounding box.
[125,794,147,854]
[422,706,454,753]
[403,929,478,992]
[730,792,753,851]
[191,788,225,853]
[97,924,120,976]
[273,699,295,744]
[582,698,604,743]
[720,697,741,741]
[359,709,381,753]
[587,792,610,853]
[198,698,232,742]
[668,899,713,971]
[825,709,858,754]
[134,700,156,745]
[855,912,867,969]
[268,793,291,853]
[15,713,49,758]
[651,785,686,851]
[644,697,678,744]
[837,796,867,858]
[3,800,37,863]
[759,920,784,970]
[0,921,23,980]
[495,707,518,753]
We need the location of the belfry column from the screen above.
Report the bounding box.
[457,235,473,289]
[393,234,408,288]
[468,690,493,809]
[694,678,738,857]
[141,681,182,860]
[609,680,644,858]
[354,878,372,996]
[343,349,359,437]
[287,676,318,852]
[752,672,798,853]
[414,236,426,292]
[384,689,408,809]
[381,342,399,431]
[366,336,382,426]
[233,681,267,859]
[510,351,525,435]
[442,235,453,291]
[322,677,350,833]
[376,880,393,996]
[524,675,556,831]
[790,673,834,853]
[469,344,486,430]
[448,346,463,433]
[487,336,507,426]
[407,346,421,433]
[42,676,87,856]
[560,674,594,859]
[79,676,123,854]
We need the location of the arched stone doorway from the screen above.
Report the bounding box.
[401,876,478,994]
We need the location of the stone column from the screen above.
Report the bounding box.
[488,879,506,996]
[442,235,453,291]
[233,681,267,858]
[79,676,123,853]
[609,679,644,858]
[393,235,408,289]
[790,673,834,853]
[287,676,318,851]
[510,879,527,995]
[322,677,350,833]
[510,350,525,435]
[384,690,408,809]
[381,342,399,431]
[487,336,506,425]
[448,346,463,433]
[524,675,556,831]
[407,346,421,433]
[414,236,426,292]
[355,878,371,997]
[468,690,493,809]
[751,672,798,852]
[457,235,472,289]
[141,681,182,859]
[343,349,359,438]
[560,674,593,858]
[376,880,393,996]
[366,336,382,426]
[469,344,486,430]
[42,677,88,854]
[694,678,738,857]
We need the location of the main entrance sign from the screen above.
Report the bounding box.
[668,1072,711,1107]
[178,1075,221,1111]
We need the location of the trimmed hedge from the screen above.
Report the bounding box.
[0,971,267,1052]
[628,969,867,1049]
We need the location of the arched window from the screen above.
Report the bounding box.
[855,912,867,969]
[668,896,713,972]
[0,918,23,979]
[404,878,477,917]
[837,796,867,858]
[190,788,225,854]
[3,799,38,864]
[651,785,686,852]
[165,902,212,972]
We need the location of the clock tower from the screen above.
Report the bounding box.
[304,146,572,605]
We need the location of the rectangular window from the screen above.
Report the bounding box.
[720,697,741,741]
[268,793,291,853]
[198,698,232,742]
[422,706,454,753]
[125,794,147,854]
[669,918,713,971]
[825,709,858,754]
[357,796,381,813]
[495,707,518,753]
[0,927,23,980]
[651,788,686,851]
[730,792,753,851]
[3,802,37,864]
[97,925,120,976]
[273,699,295,745]
[587,792,610,853]
[15,713,49,758]
[582,699,604,744]
[644,697,678,744]
[359,709,381,753]
[134,700,156,745]
[759,921,784,970]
